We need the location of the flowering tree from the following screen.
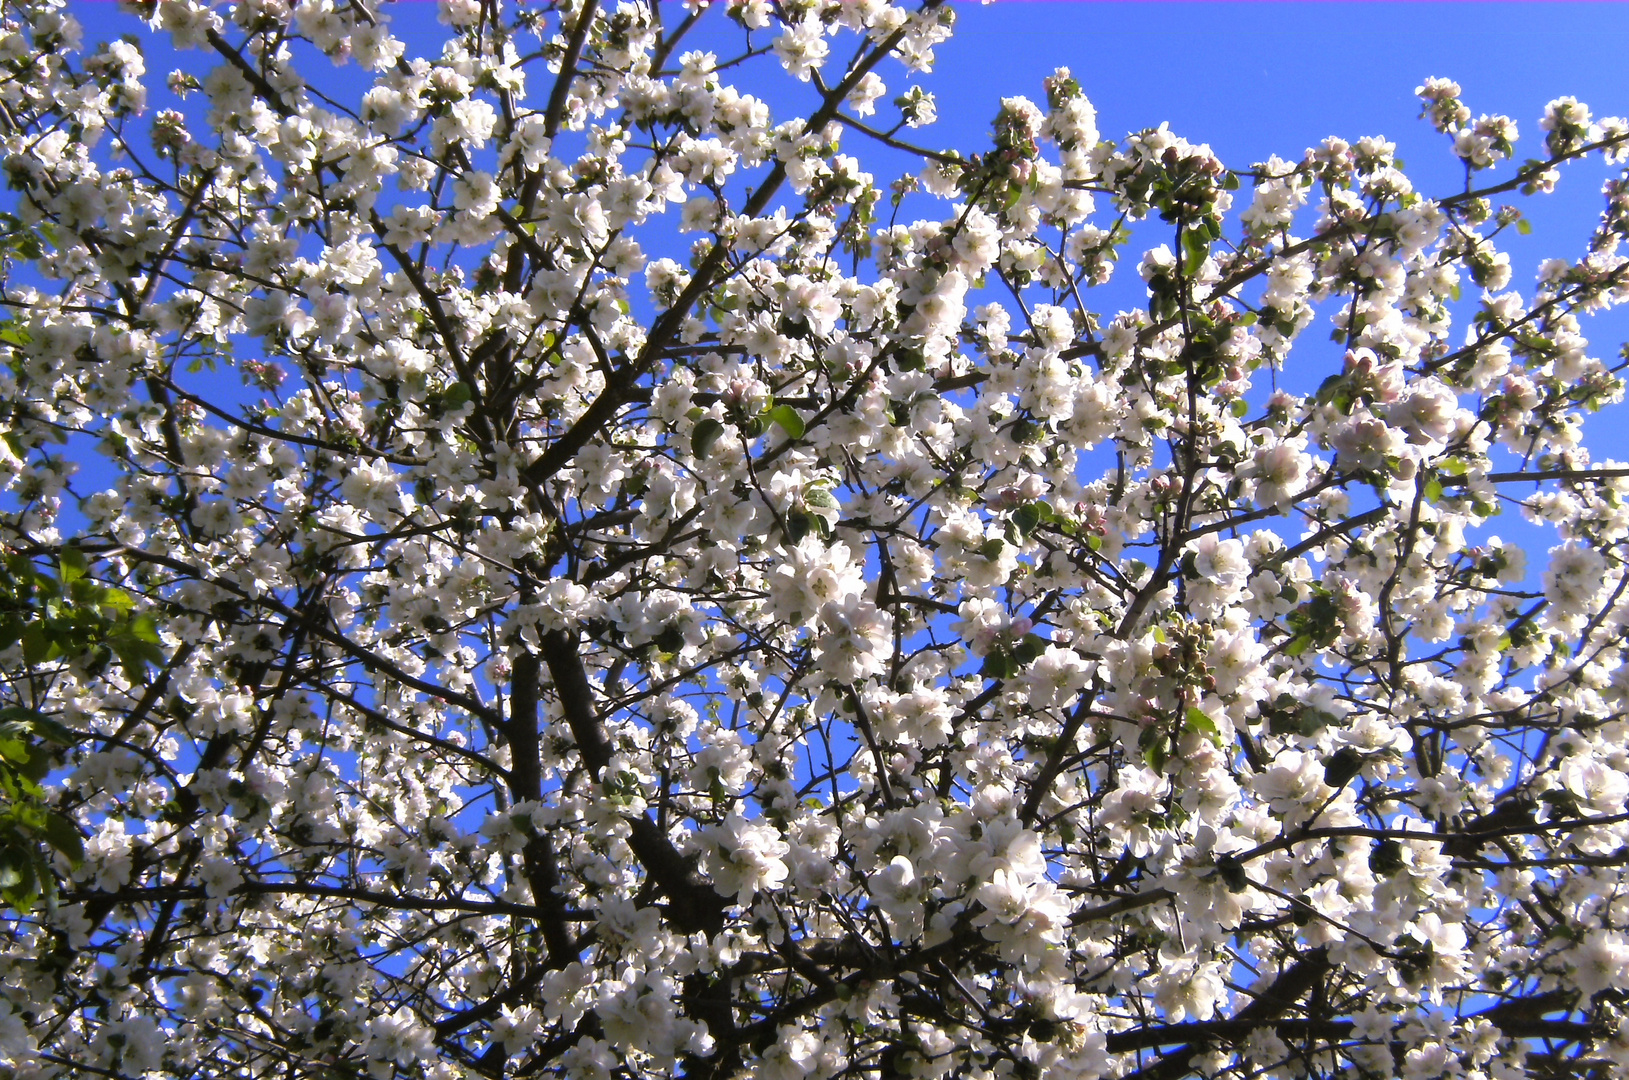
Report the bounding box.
[4,0,1629,1077]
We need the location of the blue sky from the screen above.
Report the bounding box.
[83,0,1629,359]
[945,2,1629,171]
[938,2,1629,267]
[925,1,1629,454]
[53,0,1629,533]
[37,0,1629,879]
[50,0,1629,476]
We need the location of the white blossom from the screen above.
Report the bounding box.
[3,3,1627,1078]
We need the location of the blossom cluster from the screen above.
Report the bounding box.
[2,1,1629,1079]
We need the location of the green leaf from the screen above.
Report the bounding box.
[20,624,53,666]
[22,714,71,746]
[1370,839,1404,876]
[651,625,686,657]
[691,418,725,458]
[804,487,839,510]
[1216,856,1249,892]
[0,737,30,765]
[1315,373,1345,405]
[0,848,39,913]
[1182,230,1208,276]
[1138,724,1170,773]
[9,742,48,784]
[1012,633,1048,665]
[1323,747,1364,789]
[1012,502,1044,540]
[127,614,161,645]
[1185,707,1218,736]
[766,404,805,440]
[40,813,83,866]
[113,635,165,677]
[57,547,87,586]
[99,587,135,612]
[1424,476,1444,504]
[981,649,1018,681]
[893,347,926,372]
[441,382,473,410]
[1143,739,1169,773]
[1516,218,1532,235]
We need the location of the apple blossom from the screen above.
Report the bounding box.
[2,1,1629,1079]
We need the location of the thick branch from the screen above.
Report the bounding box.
[539,629,726,934]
